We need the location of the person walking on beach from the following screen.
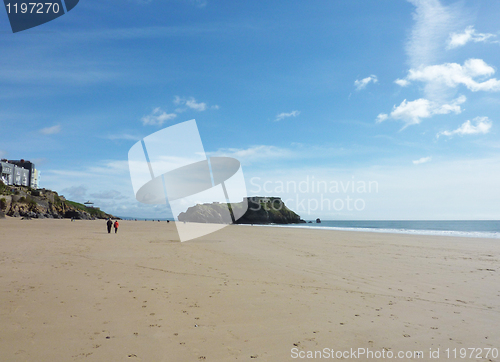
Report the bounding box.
[113,220,119,234]
[106,218,113,233]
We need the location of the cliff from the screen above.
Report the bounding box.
[178,197,305,225]
[0,182,117,220]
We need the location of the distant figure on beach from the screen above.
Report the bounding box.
[114,220,119,234]
[106,218,113,233]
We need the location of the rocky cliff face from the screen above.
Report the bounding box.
[178,197,305,225]
[0,184,116,220]
[237,197,305,224]
[178,202,234,224]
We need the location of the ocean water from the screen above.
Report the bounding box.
[119,217,500,239]
[276,220,500,239]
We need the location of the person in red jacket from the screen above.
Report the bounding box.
[113,220,119,234]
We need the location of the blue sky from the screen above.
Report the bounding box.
[1,0,500,219]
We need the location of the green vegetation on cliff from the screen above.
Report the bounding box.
[65,200,111,219]
[0,181,12,195]
[0,181,116,219]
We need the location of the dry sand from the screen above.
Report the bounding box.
[0,217,499,361]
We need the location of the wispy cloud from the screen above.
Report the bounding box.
[130,0,206,7]
[275,110,300,122]
[437,116,492,138]
[61,185,88,200]
[354,75,378,91]
[174,96,217,112]
[447,26,497,49]
[0,59,119,87]
[208,145,293,164]
[185,98,207,111]
[105,133,142,141]
[40,124,61,135]
[377,95,466,128]
[406,0,460,67]
[90,190,126,200]
[43,160,167,217]
[413,156,432,164]
[141,107,177,126]
[191,0,207,8]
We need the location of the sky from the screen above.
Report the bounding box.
[1,0,500,220]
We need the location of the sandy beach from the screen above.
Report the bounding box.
[0,217,499,361]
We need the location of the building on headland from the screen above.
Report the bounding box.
[0,159,40,188]
[245,196,282,203]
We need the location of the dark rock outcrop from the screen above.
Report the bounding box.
[64,209,92,220]
[237,197,305,224]
[178,197,305,225]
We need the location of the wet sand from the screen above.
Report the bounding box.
[0,218,499,361]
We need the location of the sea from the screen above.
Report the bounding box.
[120,217,500,239]
[278,220,500,239]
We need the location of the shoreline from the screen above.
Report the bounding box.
[238,222,500,239]
[5,215,500,239]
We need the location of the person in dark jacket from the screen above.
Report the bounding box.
[106,218,113,233]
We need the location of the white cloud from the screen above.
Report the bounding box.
[174,96,215,112]
[275,110,300,122]
[391,98,432,126]
[447,26,497,49]
[40,124,61,135]
[354,75,378,91]
[404,59,500,92]
[437,116,492,138]
[413,156,432,164]
[395,79,410,87]
[185,98,207,111]
[141,107,177,126]
[376,113,389,123]
[208,145,293,164]
[406,0,460,67]
[384,95,465,127]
